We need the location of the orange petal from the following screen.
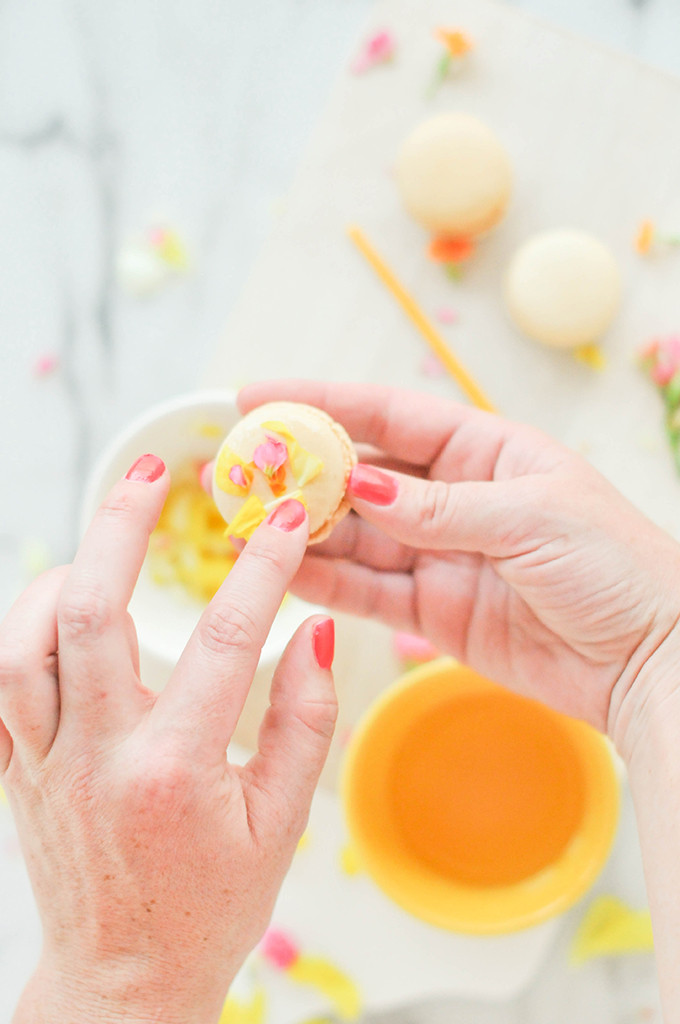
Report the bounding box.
[428,234,475,263]
[434,28,473,57]
[635,220,655,255]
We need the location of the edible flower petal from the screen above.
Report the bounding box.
[215,447,253,496]
[253,434,289,478]
[227,496,267,541]
[350,29,395,74]
[434,28,473,57]
[428,235,475,263]
[262,421,324,486]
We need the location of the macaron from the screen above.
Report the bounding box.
[212,401,357,544]
[395,112,513,237]
[504,230,622,349]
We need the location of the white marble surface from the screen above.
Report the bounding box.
[0,0,678,1021]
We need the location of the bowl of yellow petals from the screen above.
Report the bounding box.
[81,390,322,688]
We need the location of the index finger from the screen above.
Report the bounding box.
[238,380,505,468]
[153,498,310,762]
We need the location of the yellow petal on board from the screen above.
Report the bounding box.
[340,844,362,876]
[570,895,654,965]
[574,343,607,371]
[287,954,362,1020]
[218,987,266,1024]
[262,421,324,486]
[227,495,267,540]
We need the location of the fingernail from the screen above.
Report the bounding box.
[125,454,166,483]
[349,464,398,506]
[266,498,307,532]
[313,618,335,670]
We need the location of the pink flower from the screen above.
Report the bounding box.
[351,29,395,74]
[228,464,248,489]
[253,434,288,478]
[260,928,299,970]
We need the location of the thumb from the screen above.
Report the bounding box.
[347,463,526,556]
[243,616,337,842]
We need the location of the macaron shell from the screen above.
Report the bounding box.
[395,113,513,236]
[505,230,622,349]
[212,401,356,542]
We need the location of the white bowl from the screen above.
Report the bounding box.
[81,390,323,688]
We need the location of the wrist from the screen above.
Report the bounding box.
[608,616,680,765]
[13,955,232,1024]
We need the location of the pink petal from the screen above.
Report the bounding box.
[261,928,299,970]
[253,435,288,475]
[228,464,248,488]
[435,306,459,325]
[652,362,676,386]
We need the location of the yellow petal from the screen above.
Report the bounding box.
[340,844,362,876]
[574,343,606,371]
[215,447,254,496]
[227,495,267,540]
[218,987,266,1024]
[0,785,6,804]
[570,895,654,965]
[287,955,362,1020]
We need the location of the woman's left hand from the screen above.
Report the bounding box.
[0,454,337,1024]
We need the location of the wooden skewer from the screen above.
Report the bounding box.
[348,225,497,413]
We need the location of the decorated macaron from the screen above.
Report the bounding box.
[504,229,622,349]
[212,402,357,543]
[395,112,512,264]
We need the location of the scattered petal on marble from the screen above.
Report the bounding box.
[350,29,395,74]
[32,352,60,378]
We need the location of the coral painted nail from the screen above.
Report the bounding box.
[313,618,335,670]
[266,498,307,532]
[349,464,399,506]
[125,454,166,483]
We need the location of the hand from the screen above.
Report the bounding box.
[239,381,680,754]
[0,455,337,1024]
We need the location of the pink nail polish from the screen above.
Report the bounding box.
[349,464,398,506]
[266,498,307,532]
[313,618,335,670]
[125,454,166,483]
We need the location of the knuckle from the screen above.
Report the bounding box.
[97,491,138,522]
[58,582,112,639]
[199,602,261,659]
[420,480,455,541]
[295,696,338,744]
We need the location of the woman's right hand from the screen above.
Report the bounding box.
[239,380,680,757]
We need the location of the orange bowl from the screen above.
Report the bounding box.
[341,658,619,934]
